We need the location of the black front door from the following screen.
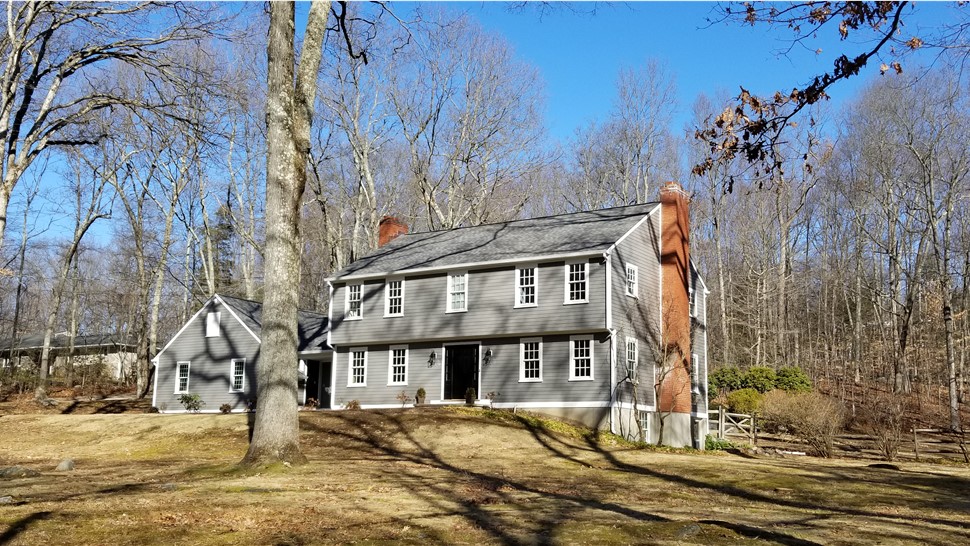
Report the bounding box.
[305,361,320,405]
[445,345,478,400]
[319,361,332,408]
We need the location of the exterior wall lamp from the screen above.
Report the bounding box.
[428,350,437,367]
[483,348,493,366]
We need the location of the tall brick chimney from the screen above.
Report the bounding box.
[658,181,692,415]
[378,216,408,247]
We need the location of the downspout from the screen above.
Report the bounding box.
[605,250,616,434]
[326,279,336,410]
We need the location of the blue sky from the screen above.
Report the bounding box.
[445,1,959,139]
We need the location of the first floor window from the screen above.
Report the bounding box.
[389,346,408,385]
[638,410,651,443]
[626,265,638,297]
[230,359,245,391]
[691,353,700,394]
[570,335,593,380]
[347,284,363,319]
[625,338,638,378]
[386,279,404,316]
[448,272,467,312]
[176,362,190,393]
[520,338,542,382]
[349,348,367,386]
[565,261,588,303]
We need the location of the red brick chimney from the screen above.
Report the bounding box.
[658,181,692,415]
[378,216,408,247]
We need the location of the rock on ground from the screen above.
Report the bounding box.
[0,465,40,478]
[55,458,75,471]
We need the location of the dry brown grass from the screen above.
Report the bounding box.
[0,407,969,545]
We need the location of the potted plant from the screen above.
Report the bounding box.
[415,387,426,405]
[465,387,476,406]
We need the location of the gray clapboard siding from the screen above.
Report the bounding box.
[610,208,662,408]
[154,300,261,412]
[332,334,612,407]
[691,267,709,413]
[331,259,606,346]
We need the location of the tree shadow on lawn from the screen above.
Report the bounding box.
[304,410,970,545]
[304,411,817,546]
[0,511,52,545]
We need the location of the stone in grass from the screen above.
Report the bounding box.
[55,459,75,472]
[676,523,702,539]
[0,496,14,504]
[160,483,178,491]
[0,466,40,478]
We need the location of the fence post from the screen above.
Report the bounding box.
[913,428,920,462]
[718,406,725,439]
[752,414,757,447]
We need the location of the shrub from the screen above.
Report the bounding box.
[147,406,160,414]
[219,403,233,414]
[727,388,763,414]
[706,435,734,451]
[177,393,205,413]
[396,390,412,407]
[464,387,476,406]
[344,399,361,410]
[485,391,501,409]
[775,366,812,393]
[760,390,844,457]
[868,394,905,461]
[743,366,777,393]
[709,367,744,394]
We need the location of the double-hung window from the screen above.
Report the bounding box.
[565,261,588,304]
[625,338,638,378]
[385,279,404,317]
[625,265,638,297]
[515,265,537,307]
[175,362,190,393]
[447,272,467,312]
[388,345,408,385]
[348,348,367,387]
[519,338,542,382]
[689,288,698,318]
[346,283,363,320]
[569,335,594,380]
[230,359,245,392]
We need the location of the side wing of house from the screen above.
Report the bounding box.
[690,263,710,417]
[609,207,663,440]
[152,297,261,413]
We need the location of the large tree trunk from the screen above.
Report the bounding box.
[243,0,329,467]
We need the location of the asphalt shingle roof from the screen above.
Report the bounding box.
[332,202,660,279]
[218,295,330,352]
[0,333,135,353]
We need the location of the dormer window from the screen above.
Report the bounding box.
[205,312,221,337]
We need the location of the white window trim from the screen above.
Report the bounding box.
[689,287,697,318]
[569,334,595,381]
[229,358,246,392]
[387,344,409,386]
[519,337,543,383]
[625,337,638,379]
[205,312,221,338]
[625,264,639,298]
[345,283,363,321]
[514,264,538,308]
[347,347,368,387]
[175,361,190,394]
[446,271,468,313]
[384,278,405,318]
[563,260,589,305]
[691,353,700,394]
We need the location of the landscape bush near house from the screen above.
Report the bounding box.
[710,365,813,397]
[760,391,844,457]
[178,393,205,413]
[220,403,232,414]
[727,388,763,414]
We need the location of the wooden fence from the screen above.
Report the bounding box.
[709,407,756,446]
[912,428,970,463]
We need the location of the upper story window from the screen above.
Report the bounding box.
[569,335,594,381]
[230,359,245,392]
[515,265,537,308]
[205,312,221,337]
[346,283,363,320]
[447,272,467,313]
[625,338,638,378]
[564,261,588,304]
[388,345,408,385]
[519,337,542,382]
[385,279,404,317]
[625,265,638,297]
[348,348,367,387]
[689,288,697,318]
[176,361,190,393]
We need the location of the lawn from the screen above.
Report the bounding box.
[0,407,968,545]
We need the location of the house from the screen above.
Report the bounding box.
[326,182,709,447]
[0,332,137,380]
[151,294,331,413]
